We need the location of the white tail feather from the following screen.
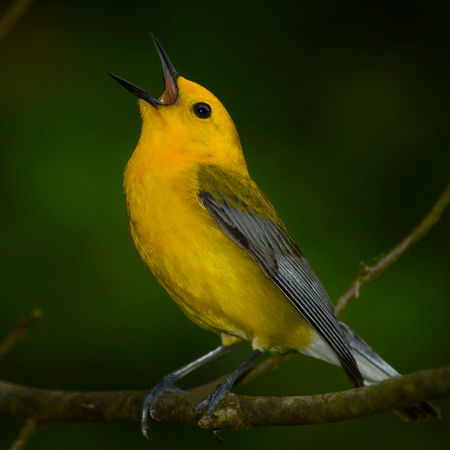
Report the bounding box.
[300,322,400,386]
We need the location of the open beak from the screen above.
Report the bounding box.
[109,34,179,108]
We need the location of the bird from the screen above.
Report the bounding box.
[109,35,439,437]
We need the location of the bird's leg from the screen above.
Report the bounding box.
[195,349,265,416]
[141,343,239,438]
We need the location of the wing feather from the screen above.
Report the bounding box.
[198,166,364,386]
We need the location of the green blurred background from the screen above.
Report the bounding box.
[1,0,449,448]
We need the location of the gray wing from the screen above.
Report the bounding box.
[199,189,364,387]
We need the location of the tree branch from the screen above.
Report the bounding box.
[0,366,448,429]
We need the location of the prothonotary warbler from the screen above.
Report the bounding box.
[109,35,439,437]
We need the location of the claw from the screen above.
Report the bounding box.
[195,397,208,415]
[213,428,227,442]
[195,379,232,416]
[141,377,187,436]
[141,420,152,441]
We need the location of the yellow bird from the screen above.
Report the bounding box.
[109,35,438,437]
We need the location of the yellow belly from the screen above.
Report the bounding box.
[125,165,312,353]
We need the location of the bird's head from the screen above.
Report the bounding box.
[110,35,247,172]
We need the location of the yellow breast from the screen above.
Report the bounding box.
[124,145,312,353]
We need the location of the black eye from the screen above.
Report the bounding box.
[193,102,212,119]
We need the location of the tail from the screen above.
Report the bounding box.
[338,321,440,421]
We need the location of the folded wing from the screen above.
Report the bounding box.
[197,165,364,387]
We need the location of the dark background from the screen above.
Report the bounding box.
[1,0,449,448]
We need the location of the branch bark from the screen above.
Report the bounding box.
[1,366,448,429]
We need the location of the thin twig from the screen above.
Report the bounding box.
[0,366,448,428]
[0,309,42,364]
[335,183,450,316]
[9,418,38,450]
[0,0,36,42]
